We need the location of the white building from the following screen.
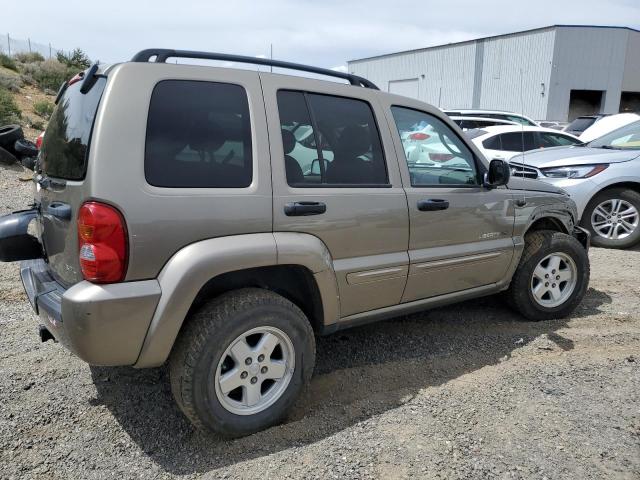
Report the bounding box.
[348,25,640,122]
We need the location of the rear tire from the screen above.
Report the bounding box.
[581,188,640,249]
[0,146,18,165]
[507,230,589,321]
[169,288,315,437]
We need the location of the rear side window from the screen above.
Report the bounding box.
[277,90,388,186]
[40,77,107,180]
[498,132,536,151]
[482,135,501,150]
[539,133,580,147]
[145,80,252,188]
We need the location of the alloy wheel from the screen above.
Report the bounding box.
[214,326,295,416]
[591,199,639,240]
[530,252,577,308]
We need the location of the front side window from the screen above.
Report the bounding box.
[391,107,479,187]
[145,80,252,188]
[277,91,388,186]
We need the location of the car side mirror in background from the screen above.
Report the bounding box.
[484,159,510,189]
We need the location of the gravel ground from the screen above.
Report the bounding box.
[0,163,639,479]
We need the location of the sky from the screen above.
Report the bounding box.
[2,0,640,71]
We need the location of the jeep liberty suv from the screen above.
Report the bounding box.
[0,49,590,437]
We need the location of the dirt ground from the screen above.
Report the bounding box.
[0,163,638,479]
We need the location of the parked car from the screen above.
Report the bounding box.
[449,116,519,130]
[444,109,538,126]
[563,114,610,136]
[578,113,640,142]
[510,120,640,248]
[467,125,582,161]
[0,49,590,437]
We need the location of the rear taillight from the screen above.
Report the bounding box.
[77,202,128,283]
[35,131,44,149]
[409,132,430,141]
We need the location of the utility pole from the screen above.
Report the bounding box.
[270,44,273,73]
[7,34,10,56]
[28,38,31,53]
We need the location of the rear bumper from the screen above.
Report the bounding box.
[20,259,161,366]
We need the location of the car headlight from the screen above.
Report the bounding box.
[540,164,608,179]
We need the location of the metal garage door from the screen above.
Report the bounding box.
[388,78,419,99]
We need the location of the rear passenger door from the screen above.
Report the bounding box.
[260,75,409,318]
[380,99,516,302]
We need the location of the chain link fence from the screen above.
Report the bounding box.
[0,33,62,59]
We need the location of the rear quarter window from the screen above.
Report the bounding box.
[40,77,107,180]
[145,80,253,188]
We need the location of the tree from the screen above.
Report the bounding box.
[56,48,91,70]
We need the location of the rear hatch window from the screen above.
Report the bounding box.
[565,117,596,134]
[40,77,107,180]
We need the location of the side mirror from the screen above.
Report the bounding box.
[484,159,510,189]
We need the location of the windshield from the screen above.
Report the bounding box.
[566,117,597,132]
[588,120,640,150]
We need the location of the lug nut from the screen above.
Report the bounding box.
[240,371,248,379]
[250,377,258,384]
[261,366,268,374]
[545,282,549,287]
[245,357,252,365]
[552,283,556,288]
[545,274,549,278]
[556,275,560,280]
[552,270,556,274]
[257,354,265,362]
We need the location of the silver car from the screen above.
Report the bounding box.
[510,120,640,248]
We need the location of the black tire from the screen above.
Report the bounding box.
[0,146,18,165]
[580,188,640,249]
[169,288,315,437]
[0,125,24,155]
[507,230,589,321]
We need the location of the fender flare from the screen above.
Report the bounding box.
[134,232,339,367]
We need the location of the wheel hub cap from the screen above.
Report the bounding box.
[591,199,639,240]
[530,252,577,308]
[214,326,295,416]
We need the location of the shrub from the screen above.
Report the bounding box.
[0,53,18,71]
[14,51,45,63]
[0,86,21,125]
[30,119,45,131]
[56,48,91,70]
[20,59,68,91]
[33,99,54,119]
[0,73,21,92]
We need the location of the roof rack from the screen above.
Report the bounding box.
[130,49,379,90]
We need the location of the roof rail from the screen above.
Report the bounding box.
[130,49,379,90]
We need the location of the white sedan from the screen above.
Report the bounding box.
[466,125,582,161]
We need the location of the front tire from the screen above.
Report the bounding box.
[169,288,315,437]
[507,230,589,321]
[581,188,640,249]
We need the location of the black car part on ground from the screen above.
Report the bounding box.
[0,209,42,262]
[0,124,24,157]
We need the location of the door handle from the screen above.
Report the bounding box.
[46,202,72,220]
[284,201,327,216]
[417,199,449,211]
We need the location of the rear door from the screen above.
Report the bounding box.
[380,98,516,302]
[261,74,409,317]
[37,77,107,286]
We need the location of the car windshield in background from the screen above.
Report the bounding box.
[464,129,488,140]
[588,120,640,150]
[566,117,597,133]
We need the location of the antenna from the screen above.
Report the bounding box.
[518,68,526,206]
